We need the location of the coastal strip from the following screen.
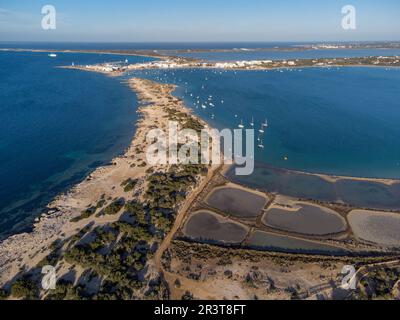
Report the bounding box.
[0,78,218,299]
[0,48,172,60]
[64,55,400,76]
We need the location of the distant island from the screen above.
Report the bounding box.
[1,45,400,301]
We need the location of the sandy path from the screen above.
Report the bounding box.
[154,165,222,292]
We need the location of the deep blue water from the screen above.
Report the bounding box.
[2,44,400,237]
[0,41,338,51]
[178,48,400,62]
[0,51,154,238]
[130,67,400,179]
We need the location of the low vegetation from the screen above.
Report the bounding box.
[10,278,39,300]
[120,178,138,193]
[354,267,400,300]
[102,198,125,216]
[71,206,97,223]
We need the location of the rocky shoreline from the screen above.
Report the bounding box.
[0,78,213,295]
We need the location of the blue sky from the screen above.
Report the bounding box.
[0,0,399,42]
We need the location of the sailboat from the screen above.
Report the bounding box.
[250,117,254,127]
[238,120,244,129]
[258,139,265,149]
[262,118,269,128]
[259,125,265,133]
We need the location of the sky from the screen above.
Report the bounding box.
[0,0,399,42]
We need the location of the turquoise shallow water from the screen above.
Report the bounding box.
[130,67,400,179]
[0,51,154,237]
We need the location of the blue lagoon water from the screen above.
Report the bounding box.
[130,67,400,179]
[129,66,400,209]
[2,44,400,237]
[0,51,154,237]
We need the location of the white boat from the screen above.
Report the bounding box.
[258,140,265,149]
[201,104,207,109]
[262,118,269,127]
[259,125,264,133]
[48,53,57,58]
[238,120,244,129]
[250,117,254,127]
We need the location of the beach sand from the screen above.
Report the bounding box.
[0,77,215,287]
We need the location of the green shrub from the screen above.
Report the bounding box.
[10,279,39,300]
[71,206,97,223]
[103,198,125,215]
[0,289,9,300]
[120,178,138,193]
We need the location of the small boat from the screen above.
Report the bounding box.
[259,125,264,134]
[258,140,265,149]
[262,118,269,127]
[250,117,254,127]
[238,120,244,129]
[48,53,57,58]
[201,104,207,109]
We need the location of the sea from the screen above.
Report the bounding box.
[1,42,400,237]
[0,48,154,238]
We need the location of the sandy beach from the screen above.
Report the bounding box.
[0,77,215,288]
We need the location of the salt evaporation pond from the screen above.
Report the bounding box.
[348,210,400,247]
[206,187,268,218]
[182,210,249,244]
[247,230,349,256]
[262,203,347,236]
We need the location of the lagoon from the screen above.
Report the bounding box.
[131,66,400,180]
